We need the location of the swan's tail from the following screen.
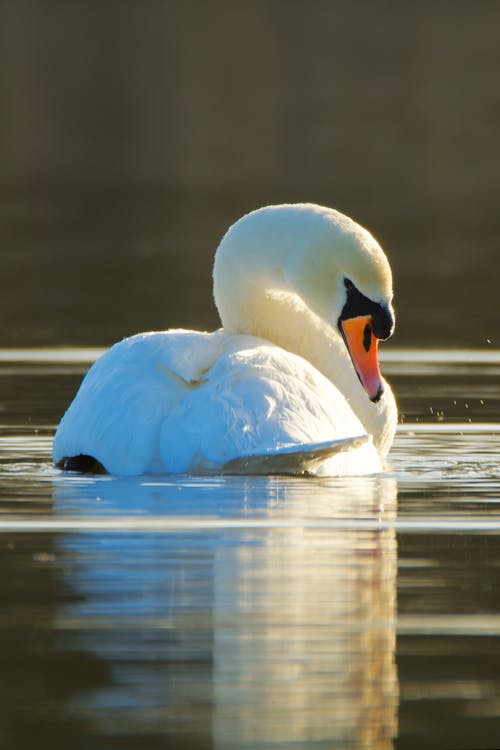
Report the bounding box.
[220,435,369,476]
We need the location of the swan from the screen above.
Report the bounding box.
[53,203,397,476]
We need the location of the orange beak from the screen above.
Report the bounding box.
[340,315,383,402]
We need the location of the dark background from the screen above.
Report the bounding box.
[1,0,499,347]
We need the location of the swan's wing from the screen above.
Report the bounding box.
[220,435,369,475]
[160,342,381,475]
[53,330,224,474]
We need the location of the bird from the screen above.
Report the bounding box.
[53,203,397,476]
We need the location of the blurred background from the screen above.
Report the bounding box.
[0,0,499,348]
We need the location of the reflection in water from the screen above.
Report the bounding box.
[51,475,398,749]
[212,479,398,749]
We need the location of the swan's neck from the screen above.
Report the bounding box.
[213,206,396,456]
[218,281,396,456]
[238,285,358,395]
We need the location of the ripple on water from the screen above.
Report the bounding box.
[0,348,500,748]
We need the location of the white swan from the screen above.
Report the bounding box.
[53,203,397,476]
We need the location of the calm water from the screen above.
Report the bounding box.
[0,349,500,749]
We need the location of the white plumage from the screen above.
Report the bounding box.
[53,203,397,476]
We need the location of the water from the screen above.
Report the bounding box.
[0,349,499,749]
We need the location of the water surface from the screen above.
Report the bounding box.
[0,349,499,749]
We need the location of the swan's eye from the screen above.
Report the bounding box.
[344,278,354,291]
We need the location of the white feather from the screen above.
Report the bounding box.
[53,203,396,476]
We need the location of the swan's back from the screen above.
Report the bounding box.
[53,331,381,476]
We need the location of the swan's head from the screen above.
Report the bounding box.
[284,204,394,402]
[214,203,394,402]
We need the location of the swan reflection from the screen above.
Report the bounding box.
[52,473,398,748]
